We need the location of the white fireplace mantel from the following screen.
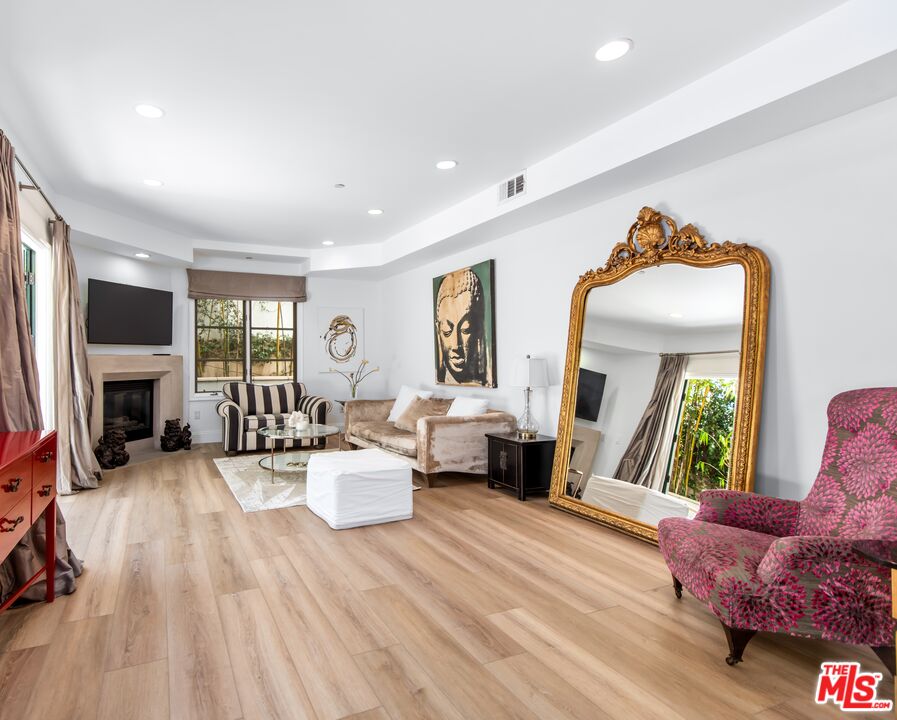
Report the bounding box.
[88,354,184,452]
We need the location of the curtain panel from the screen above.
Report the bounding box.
[53,220,101,493]
[0,132,43,432]
[613,353,687,489]
[0,133,81,604]
[187,269,307,302]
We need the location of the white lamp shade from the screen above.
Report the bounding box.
[511,356,548,388]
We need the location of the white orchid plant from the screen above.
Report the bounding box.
[329,359,379,399]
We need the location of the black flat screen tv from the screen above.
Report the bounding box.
[575,368,607,422]
[87,279,173,345]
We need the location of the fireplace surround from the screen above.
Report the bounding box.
[87,355,184,457]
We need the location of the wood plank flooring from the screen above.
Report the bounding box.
[0,444,891,719]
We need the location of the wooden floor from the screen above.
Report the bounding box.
[0,444,891,720]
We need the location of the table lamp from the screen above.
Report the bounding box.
[511,355,548,440]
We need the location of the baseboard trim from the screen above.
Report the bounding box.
[193,430,223,445]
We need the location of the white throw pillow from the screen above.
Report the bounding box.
[446,397,489,417]
[388,385,434,422]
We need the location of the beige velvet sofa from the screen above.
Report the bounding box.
[344,399,516,484]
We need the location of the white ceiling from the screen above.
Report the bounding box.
[2,0,844,250]
[586,263,745,330]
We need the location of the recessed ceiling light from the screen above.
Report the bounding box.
[322,240,335,246]
[135,252,150,259]
[143,178,164,187]
[135,104,165,119]
[367,208,383,215]
[595,38,632,62]
[669,312,684,319]
[334,183,346,189]
[436,160,457,170]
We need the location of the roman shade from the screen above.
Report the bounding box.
[187,269,307,302]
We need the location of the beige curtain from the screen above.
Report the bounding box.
[53,220,101,493]
[0,132,42,432]
[0,133,81,604]
[0,498,82,604]
[614,353,687,489]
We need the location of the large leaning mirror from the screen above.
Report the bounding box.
[549,207,770,543]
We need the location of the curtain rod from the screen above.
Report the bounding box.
[14,154,63,222]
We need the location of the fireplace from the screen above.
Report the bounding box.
[103,379,154,442]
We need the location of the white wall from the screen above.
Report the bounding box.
[380,96,897,500]
[577,346,659,477]
[72,245,386,443]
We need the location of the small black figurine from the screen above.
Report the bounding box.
[180,422,192,451]
[94,429,129,469]
[161,418,184,452]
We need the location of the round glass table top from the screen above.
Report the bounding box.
[255,423,340,440]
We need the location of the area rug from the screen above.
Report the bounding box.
[213,455,308,512]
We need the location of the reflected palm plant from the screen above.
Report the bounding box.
[668,378,737,500]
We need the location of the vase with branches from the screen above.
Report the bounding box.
[329,359,379,399]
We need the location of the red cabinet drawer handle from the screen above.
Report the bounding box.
[38,451,55,463]
[0,516,24,533]
[1,478,22,493]
[37,484,52,497]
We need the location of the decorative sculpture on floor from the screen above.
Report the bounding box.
[161,418,184,452]
[181,422,192,450]
[94,429,129,469]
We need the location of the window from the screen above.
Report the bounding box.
[194,299,298,394]
[22,243,35,341]
[21,230,53,425]
[249,301,296,385]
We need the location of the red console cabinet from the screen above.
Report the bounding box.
[0,430,57,612]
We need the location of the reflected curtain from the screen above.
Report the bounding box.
[0,131,42,431]
[53,220,101,492]
[614,353,687,490]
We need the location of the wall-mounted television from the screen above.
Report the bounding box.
[87,279,173,345]
[575,368,607,422]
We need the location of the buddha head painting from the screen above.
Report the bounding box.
[433,260,496,387]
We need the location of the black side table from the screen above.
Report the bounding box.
[486,433,556,501]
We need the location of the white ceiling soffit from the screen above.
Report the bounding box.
[6,0,897,275]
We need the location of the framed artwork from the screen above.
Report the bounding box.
[317,307,364,372]
[432,259,496,387]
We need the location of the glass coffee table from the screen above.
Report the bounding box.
[256,423,341,482]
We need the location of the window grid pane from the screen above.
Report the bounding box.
[249,301,297,385]
[22,244,35,341]
[195,299,245,393]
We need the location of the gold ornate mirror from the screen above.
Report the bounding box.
[549,207,770,543]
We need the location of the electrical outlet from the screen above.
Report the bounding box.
[193,410,201,420]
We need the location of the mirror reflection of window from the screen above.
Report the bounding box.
[665,354,739,503]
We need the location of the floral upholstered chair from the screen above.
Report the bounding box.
[657,388,897,673]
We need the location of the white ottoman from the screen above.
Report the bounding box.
[306,448,413,529]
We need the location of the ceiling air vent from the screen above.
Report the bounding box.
[499,171,526,202]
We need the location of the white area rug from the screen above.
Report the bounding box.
[214,452,424,513]
[213,455,308,512]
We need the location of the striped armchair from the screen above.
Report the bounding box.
[215,382,331,454]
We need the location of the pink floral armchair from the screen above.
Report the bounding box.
[658,388,897,673]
